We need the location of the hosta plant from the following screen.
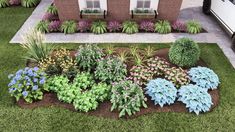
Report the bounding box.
[47,5,57,15]
[95,56,127,84]
[57,83,79,103]
[36,20,50,33]
[154,20,171,34]
[45,75,69,92]
[139,21,154,32]
[77,20,90,32]
[122,21,138,34]
[146,78,177,107]
[111,80,147,117]
[0,0,9,7]
[186,20,202,34]
[73,72,94,90]
[21,29,54,62]
[48,20,61,32]
[178,84,213,115]
[164,67,190,88]
[107,21,122,32]
[76,44,104,71]
[91,20,107,34]
[172,20,186,32]
[169,38,200,67]
[61,20,77,34]
[21,0,39,8]
[188,66,220,90]
[8,67,47,103]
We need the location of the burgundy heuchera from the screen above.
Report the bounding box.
[172,20,186,32]
[139,21,154,32]
[107,21,122,32]
[77,20,90,32]
[48,20,61,32]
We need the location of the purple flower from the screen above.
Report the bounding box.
[33,67,39,71]
[39,78,45,84]
[49,20,61,32]
[32,85,38,91]
[9,0,20,5]
[139,21,154,32]
[77,20,90,32]
[26,82,31,86]
[172,20,186,32]
[22,91,28,97]
[107,21,122,32]
[33,78,38,83]
[42,13,55,21]
[9,88,16,93]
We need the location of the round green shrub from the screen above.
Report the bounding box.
[169,38,200,67]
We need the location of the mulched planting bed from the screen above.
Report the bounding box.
[19,48,219,119]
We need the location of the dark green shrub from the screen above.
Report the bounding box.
[61,20,77,34]
[169,38,200,67]
[91,20,107,34]
[154,20,171,34]
[122,21,138,34]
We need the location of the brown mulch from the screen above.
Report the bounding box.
[20,48,219,119]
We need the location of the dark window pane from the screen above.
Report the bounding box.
[93,1,100,8]
[144,1,151,8]
[86,1,93,8]
[137,1,144,8]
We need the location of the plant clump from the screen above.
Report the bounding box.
[107,21,122,32]
[61,20,77,34]
[91,20,107,34]
[21,0,40,8]
[154,20,171,34]
[77,20,90,32]
[139,21,154,32]
[186,20,202,34]
[122,21,139,34]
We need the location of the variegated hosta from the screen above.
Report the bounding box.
[146,57,170,76]
[129,65,153,86]
[164,67,190,88]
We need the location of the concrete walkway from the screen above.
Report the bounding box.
[10,0,235,68]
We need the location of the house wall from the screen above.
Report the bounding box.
[54,0,183,22]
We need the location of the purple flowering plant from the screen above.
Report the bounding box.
[139,21,154,32]
[48,20,61,32]
[107,21,122,32]
[8,67,48,103]
[172,20,186,32]
[77,20,90,32]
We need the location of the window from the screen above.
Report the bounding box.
[86,0,100,9]
[137,0,151,9]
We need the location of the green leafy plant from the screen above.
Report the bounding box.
[36,21,50,33]
[73,92,98,112]
[154,20,171,34]
[111,80,147,117]
[130,45,139,57]
[76,44,104,71]
[45,75,69,92]
[146,56,170,76]
[95,56,127,84]
[122,21,138,34]
[133,54,144,66]
[73,72,94,90]
[21,0,40,8]
[61,20,77,34]
[91,20,107,34]
[21,29,54,62]
[8,67,47,103]
[90,83,111,102]
[47,5,58,15]
[186,20,202,34]
[144,45,155,58]
[129,65,153,86]
[169,38,200,67]
[0,0,9,8]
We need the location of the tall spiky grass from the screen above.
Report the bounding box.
[21,29,54,62]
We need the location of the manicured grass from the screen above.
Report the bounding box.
[1,7,235,131]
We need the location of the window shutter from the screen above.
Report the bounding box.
[130,0,137,11]
[78,0,86,10]
[100,0,107,11]
[150,0,159,10]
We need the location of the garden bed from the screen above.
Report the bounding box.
[19,48,219,119]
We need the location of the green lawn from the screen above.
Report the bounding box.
[1,7,235,132]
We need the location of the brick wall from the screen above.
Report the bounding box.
[54,0,182,22]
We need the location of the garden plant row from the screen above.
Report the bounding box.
[36,5,203,35]
[0,0,40,8]
[7,30,220,118]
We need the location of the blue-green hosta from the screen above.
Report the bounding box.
[178,84,213,115]
[8,67,47,103]
[146,78,177,107]
[188,66,220,90]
